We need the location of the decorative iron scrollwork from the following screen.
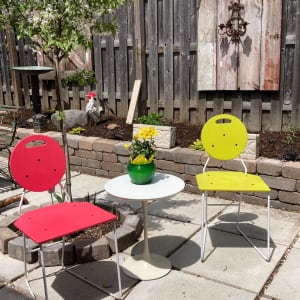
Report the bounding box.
[218,0,249,44]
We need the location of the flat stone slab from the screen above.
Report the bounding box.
[0,285,32,299]
[264,237,300,299]
[170,229,287,293]
[210,202,300,245]
[148,192,229,224]
[98,191,143,212]
[13,254,136,300]
[125,269,257,300]
[123,214,200,257]
[0,227,18,253]
[0,252,38,282]
[67,173,109,199]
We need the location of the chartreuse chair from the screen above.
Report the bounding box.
[196,114,272,262]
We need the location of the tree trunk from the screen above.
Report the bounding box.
[54,56,73,200]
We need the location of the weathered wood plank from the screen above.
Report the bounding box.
[197,91,207,127]
[260,0,282,90]
[106,30,116,113]
[6,30,22,106]
[16,39,30,106]
[197,0,217,90]
[126,80,141,124]
[189,0,198,122]
[134,0,147,115]
[71,86,80,110]
[239,0,262,90]
[248,92,262,132]
[93,33,104,101]
[216,0,237,90]
[117,5,129,118]
[270,92,282,131]
[213,92,224,115]
[230,92,243,120]
[147,0,158,113]
[291,0,300,127]
[163,0,174,120]
[179,0,190,122]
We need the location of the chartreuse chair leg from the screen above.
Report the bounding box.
[200,192,208,262]
[201,192,271,262]
[236,193,271,262]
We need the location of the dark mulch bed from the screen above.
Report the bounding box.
[3,107,299,161]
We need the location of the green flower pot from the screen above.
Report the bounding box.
[127,162,156,185]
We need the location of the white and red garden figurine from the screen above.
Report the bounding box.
[85,92,103,124]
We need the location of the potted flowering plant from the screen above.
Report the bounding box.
[125,126,158,184]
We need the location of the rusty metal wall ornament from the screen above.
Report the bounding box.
[217,0,249,44]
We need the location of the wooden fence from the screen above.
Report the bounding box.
[0,0,299,131]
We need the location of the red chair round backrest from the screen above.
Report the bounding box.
[9,135,66,192]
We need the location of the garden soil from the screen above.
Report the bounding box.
[3,108,300,161]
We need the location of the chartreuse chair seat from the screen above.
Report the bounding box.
[196,114,271,262]
[197,171,270,192]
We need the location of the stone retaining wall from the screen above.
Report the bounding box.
[16,128,300,212]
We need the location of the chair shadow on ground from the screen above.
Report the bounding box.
[52,260,135,299]
[203,211,276,262]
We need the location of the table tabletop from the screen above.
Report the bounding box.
[14,202,116,244]
[105,173,185,201]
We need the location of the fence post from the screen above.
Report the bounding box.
[6,29,22,107]
[292,1,300,127]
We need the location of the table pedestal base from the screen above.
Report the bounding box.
[122,253,171,280]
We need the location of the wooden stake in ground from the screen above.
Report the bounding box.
[126,80,141,124]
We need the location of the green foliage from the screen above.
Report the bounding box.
[62,70,97,87]
[53,192,66,203]
[189,139,205,151]
[0,0,127,199]
[134,113,165,126]
[285,127,300,145]
[282,127,300,161]
[69,127,86,135]
[0,0,126,61]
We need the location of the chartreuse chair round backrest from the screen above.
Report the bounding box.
[10,134,66,192]
[201,114,248,160]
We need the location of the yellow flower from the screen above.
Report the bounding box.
[131,154,149,164]
[125,126,157,165]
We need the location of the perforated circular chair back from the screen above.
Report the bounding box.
[9,135,66,192]
[201,114,248,160]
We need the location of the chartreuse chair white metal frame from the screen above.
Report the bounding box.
[196,114,272,262]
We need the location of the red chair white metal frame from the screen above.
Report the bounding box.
[10,135,122,299]
[196,114,272,262]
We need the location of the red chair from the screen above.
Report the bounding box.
[10,135,122,299]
